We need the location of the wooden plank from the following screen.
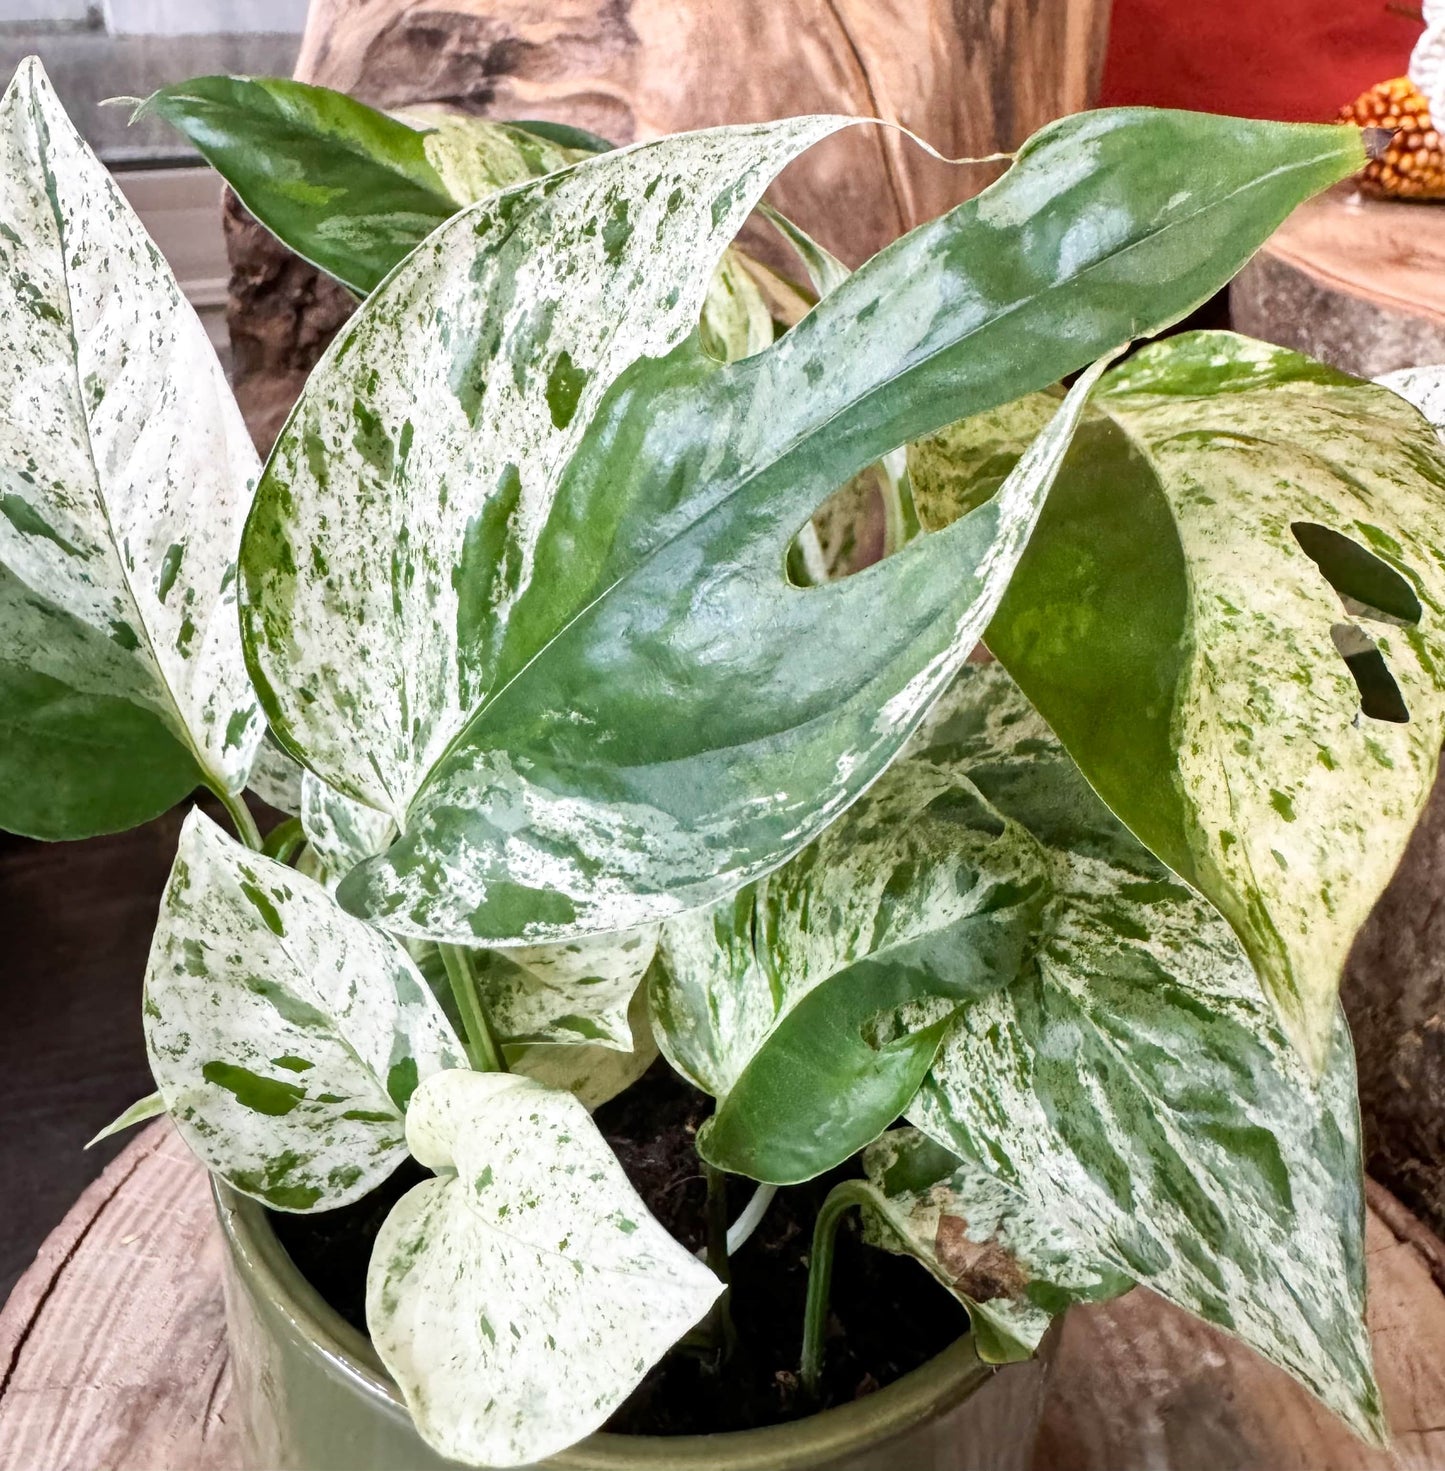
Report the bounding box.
[3,1122,1444,1471]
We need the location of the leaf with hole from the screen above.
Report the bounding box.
[913,331,1445,1069]
[236,110,1362,946]
[144,810,468,1211]
[904,662,1382,1440]
[0,60,262,838]
[367,1068,722,1466]
[858,1127,1129,1363]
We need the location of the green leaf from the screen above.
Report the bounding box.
[367,1068,722,1466]
[144,810,469,1211]
[86,1089,165,1148]
[0,60,262,838]
[858,1128,1130,1363]
[918,332,1445,1069]
[242,108,1361,946]
[904,662,1383,1441]
[136,76,460,296]
[660,757,1047,1184]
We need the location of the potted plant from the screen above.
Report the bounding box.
[3,52,1439,1469]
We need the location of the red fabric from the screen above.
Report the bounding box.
[1100,0,1424,122]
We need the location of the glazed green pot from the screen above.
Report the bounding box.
[217,1181,1057,1471]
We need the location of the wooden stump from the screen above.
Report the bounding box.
[4,1122,1445,1471]
[1231,183,1445,379]
[225,0,1112,451]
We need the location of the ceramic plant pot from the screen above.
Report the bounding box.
[216,1181,1057,1471]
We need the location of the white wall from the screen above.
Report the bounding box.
[0,1,96,23]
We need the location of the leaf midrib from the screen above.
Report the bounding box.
[29,76,225,794]
[407,141,1350,821]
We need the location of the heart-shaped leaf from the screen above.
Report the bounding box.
[0,60,262,838]
[858,1128,1130,1363]
[914,333,1445,1069]
[656,740,1048,1183]
[367,1068,722,1467]
[300,767,394,882]
[904,662,1382,1441]
[144,810,468,1211]
[241,110,1361,946]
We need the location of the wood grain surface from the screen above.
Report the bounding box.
[2,1121,1444,1471]
[1231,183,1445,379]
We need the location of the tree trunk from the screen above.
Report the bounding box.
[225,0,1112,451]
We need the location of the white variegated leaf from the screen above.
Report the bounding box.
[367,1069,722,1467]
[1377,362,1445,442]
[247,731,304,816]
[651,761,1045,1102]
[144,810,468,1211]
[935,334,1445,1070]
[0,60,262,833]
[244,115,854,826]
[905,663,1383,1441]
[300,768,394,884]
[508,983,658,1111]
[860,1128,1129,1363]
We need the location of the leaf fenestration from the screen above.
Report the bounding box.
[237,109,1362,945]
[917,333,1445,1068]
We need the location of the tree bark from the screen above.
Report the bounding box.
[225,0,1112,450]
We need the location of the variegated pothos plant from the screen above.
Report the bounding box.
[5,55,1440,1467]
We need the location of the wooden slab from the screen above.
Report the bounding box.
[1231,183,1445,378]
[3,1123,1445,1470]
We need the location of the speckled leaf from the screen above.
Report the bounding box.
[659,754,1048,1184]
[144,810,468,1211]
[859,1128,1129,1363]
[1378,362,1445,440]
[0,60,262,838]
[300,768,394,883]
[367,1069,722,1467]
[507,984,658,1111]
[238,109,1361,945]
[931,333,1445,1070]
[905,662,1382,1440]
[247,731,304,816]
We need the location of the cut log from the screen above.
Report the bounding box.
[1231,182,1445,379]
[3,1122,1444,1470]
[225,0,1113,450]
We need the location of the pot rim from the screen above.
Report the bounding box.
[214,1177,997,1471]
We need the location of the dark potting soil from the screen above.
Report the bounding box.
[267,1060,969,1437]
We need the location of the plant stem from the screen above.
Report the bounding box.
[260,815,305,864]
[211,783,263,852]
[702,1161,737,1362]
[727,1182,777,1255]
[438,944,508,1073]
[800,1180,874,1397]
